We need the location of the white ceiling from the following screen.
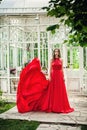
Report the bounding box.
[0,0,50,8]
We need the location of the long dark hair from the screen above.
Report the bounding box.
[53,48,61,60]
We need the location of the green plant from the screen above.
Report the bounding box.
[0,119,39,130]
[81,125,87,130]
[0,90,2,96]
[43,0,87,47]
[0,100,15,114]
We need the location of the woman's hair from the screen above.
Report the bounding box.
[53,48,61,59]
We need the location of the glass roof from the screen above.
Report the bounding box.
[0,0,49,8]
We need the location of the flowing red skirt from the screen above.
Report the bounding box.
[17,58,49,113]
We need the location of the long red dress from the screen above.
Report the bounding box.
[46,58,74,113]
[17,58,74,113]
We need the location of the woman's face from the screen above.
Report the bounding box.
[54,49,59,57]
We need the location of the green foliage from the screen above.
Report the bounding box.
[43,0,87,47]
[64,31,87,47]
[72,48,79,69]
[0,90,2,96]
[47,24,59,34]
[0,100,15,114]
[81,125,87,130]
[0,119,39,130]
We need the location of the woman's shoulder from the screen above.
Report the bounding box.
[59,58,63,62]
[50,58,54,63]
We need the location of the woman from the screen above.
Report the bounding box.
[46,48,74,113]
[17,49,74,113]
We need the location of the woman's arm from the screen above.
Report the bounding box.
[61,59,65,81]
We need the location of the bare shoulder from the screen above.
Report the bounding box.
[60,58,63,62]
[60,58,63,65]
[50,59,53,62]
[50,59,53,65]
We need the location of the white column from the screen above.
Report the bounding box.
[13,46,16,67]
[86,48,87,66]
[44,42,46,67]
[79,46,84,92]
[48,32,52,78]
[1,45,3,69]
[23,48,27,66]
[1,45,7,93]
[37,25,40,60]
[62,44,67,67]
[31,42,34,59]
[70,45,73,69]
[7,25,10,94]
[42,40,44,67]
[13,45,18,76]
[84,47,87,95]
[62,44,67,87]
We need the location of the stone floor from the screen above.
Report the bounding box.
[0,93,87,130]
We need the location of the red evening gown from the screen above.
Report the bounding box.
[17,58,74,113]
[46,58,74,113]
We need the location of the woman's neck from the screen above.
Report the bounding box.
[55,56,59,58]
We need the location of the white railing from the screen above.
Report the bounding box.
[83,70,87,95]
[0,7,46,15]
